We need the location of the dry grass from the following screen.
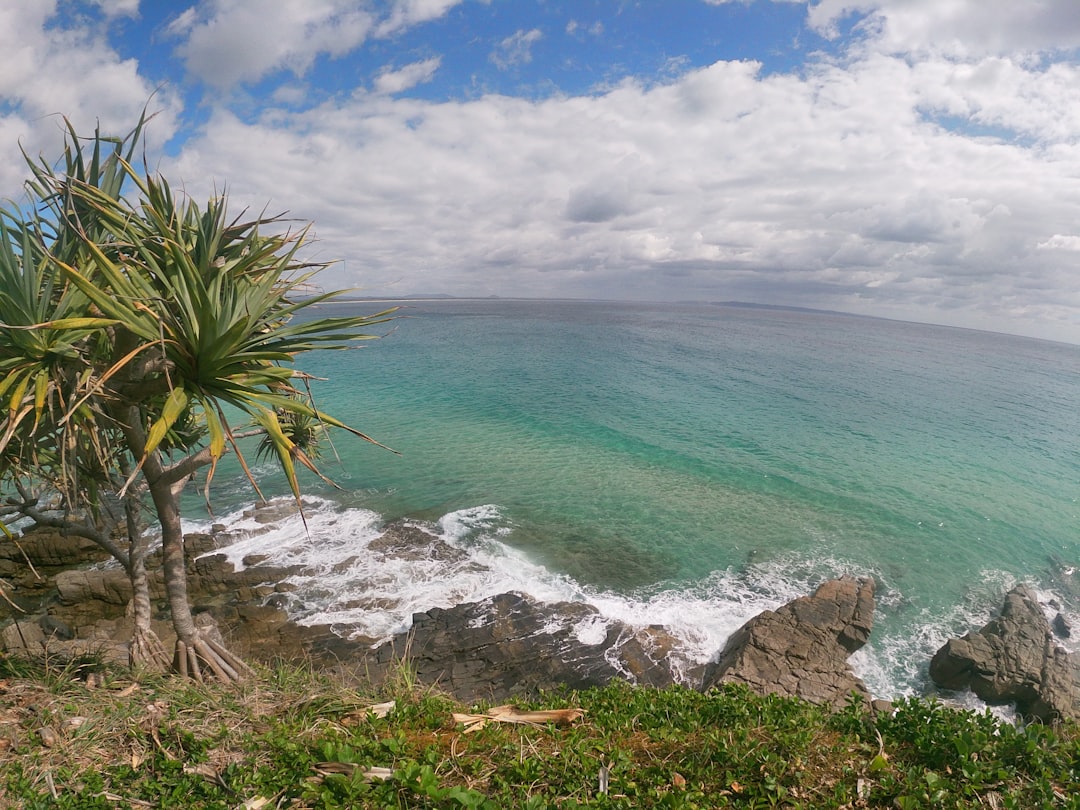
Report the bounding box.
[4,652,1080,808]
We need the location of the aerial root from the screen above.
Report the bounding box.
[172,633,255,683]
[129,625,171,673]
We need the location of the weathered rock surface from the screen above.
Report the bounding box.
[929,585,1080,722]
[369,591,683,702]
[0,528,109,569]
[3,512,900,711]
[700,576,876,707]
[0,518,325,666]
[55,567,135,607]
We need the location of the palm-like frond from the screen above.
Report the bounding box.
[51,151,396,502]
[2,112,394,520]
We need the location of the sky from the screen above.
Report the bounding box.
[4,2,1080,343]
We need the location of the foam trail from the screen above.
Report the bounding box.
[196,500,873,675]
[193,498,1078,703]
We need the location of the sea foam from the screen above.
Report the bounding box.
[188,496,1079,702]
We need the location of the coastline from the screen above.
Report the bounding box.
[4,499,1079,722]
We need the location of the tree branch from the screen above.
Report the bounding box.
[6,498,130,570]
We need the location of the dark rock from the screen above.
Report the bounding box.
[929,586,1080,722]
[265,593,289,610]
[700,576,876,708]
[39,616,73,640]
[1053,613,1071,639]
[248,500,300,524]
[367,521,471,564]
[368,591,679,702]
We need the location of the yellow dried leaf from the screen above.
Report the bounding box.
[454,705,585,732]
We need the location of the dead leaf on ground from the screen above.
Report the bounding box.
[184,763,220,782]
[342,700,395,725]
[453,705,585,733]
[312,762,394,782]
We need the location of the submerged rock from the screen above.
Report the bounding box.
[700,575,876,708]
[929,585,1080,722]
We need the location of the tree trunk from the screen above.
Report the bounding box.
[114,389,252,683]
[124,493,169,672]
[144,456,252,682]
[127,553,170,671]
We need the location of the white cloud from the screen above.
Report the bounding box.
[173,0,377,89]
[89,0,140,17]
[375,0,465,36]
[162,51,1080,340]
[373,57,442,95]
[0,1,176,194]
[490,28,542,70]
[6,0,1080,342]
[170,0,466,90]
[165,7,197,36]
[1038,235,1080,252]
[809,0,1080,56]
[566,19,603,38]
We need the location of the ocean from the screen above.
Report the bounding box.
[187,298,1080,701]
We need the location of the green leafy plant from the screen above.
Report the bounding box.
[0,114,397,681]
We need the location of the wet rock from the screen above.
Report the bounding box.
[700,576,876,708]
[367,521,471,563]
[929,585,1080,722]
[248,500,300,524]
[1053,613,1071,639]
[369,591,679,702]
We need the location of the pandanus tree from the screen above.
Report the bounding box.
[0,117,395,679]
[0,121,171,667]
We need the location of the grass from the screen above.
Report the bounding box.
[2,652,1079,808]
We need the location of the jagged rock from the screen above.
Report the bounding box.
[929,585,1080,722]
[369,591,679,702]
[367,521,474,564]
[1,620,46,652]
[246,500,300,525]
[188,552,300,598]
[0,528,108,568]
[1053,613,1071,639]
[700,576,876,707]
[55,568,134,606]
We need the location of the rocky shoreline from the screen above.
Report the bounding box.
[3,506,1079,722]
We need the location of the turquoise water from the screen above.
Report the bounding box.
[197,299,1080,698]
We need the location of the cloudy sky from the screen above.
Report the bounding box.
[4,1,1080,342]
